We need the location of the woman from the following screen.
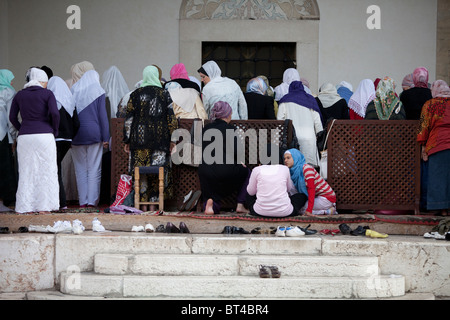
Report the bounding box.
[284,149,337,216]
[198,61,248,120]
[0,69,17,211]
[9,68,60,213]
[277,81,323,166]
[400,67,432,120]
[348,79,376,119]
[165,63,201,93]
[124,65,178,207]
[71,68,110,208]
[101,66,130,121]
[401,73,414,91]
[198,101,250,215]
[165,81,207,120]
[417,80,450,216]
[316,82,349,123]
[48,76,80,210]
[365,77,406,120]
[244,77,276,119]
[274,68,300,102]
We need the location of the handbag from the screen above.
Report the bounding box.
[319,119,336,180]
[111,174,132,207]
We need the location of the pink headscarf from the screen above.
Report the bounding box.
[170,63,190,80]
[402,74,414,89]
[412,67,429,89]
[431,80,450,98]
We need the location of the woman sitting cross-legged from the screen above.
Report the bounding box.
[284,148,337,216]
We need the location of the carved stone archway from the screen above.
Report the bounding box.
[179,0,320,92]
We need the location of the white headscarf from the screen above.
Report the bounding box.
[71,70,105,113]
[48,76,75,116]
[71,61,94,84]
[348,79,376,118]
[101,66,130,119]
[165,81,198,113]
[24,68,48,89]
[274,68,300,101]
[336,81,353,92]
[318,83,343,108]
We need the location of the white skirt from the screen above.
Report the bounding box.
[15,133,60,213]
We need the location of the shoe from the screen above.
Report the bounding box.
[339,223,352,235]
[365,229,388,238]
[350,225,369,236]
[0,227,9,234]
[268,266,281,278]
[178,190,193,211]
[131,225,145,232]
[275,226,286,237]
[166,222,180,233]
[72,219,85,235]
[285,226,305,237]
[232,226,249,234]
[423,231,445,240]
[179,222,190,233]
[18,226,28,233]
[222,226,233,234]
[259,265,270,278]
[156,224,166,233]
[145,223,155,233]
[92,218,106,232]
[299,224,317,235]
[185,190,202,212]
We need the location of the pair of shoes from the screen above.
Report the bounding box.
[132,224,156,233]
[259,265,281,278]
[18,226,28,233]
[275,226,305,237]
[423,231,446,240]
[320,229,340,236]
[251,227,276,234]
[221,226,249,234]
[338,223,352,235]
[0,227,9,234]
[179,190,202,212]
[298,224,317,235]
[156,222,190,233]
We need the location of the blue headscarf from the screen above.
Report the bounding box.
[246,77,268,95]
[337,86,353,104]
[285,148,308,196]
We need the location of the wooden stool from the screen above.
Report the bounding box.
[134,166,164,211]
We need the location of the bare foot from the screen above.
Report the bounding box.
[38,211,51,215]
[236,203,249,214]
[204,199,215,215]
[304,211,314,217]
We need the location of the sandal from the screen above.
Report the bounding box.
[259,265,270,278]
[268,266,281,278]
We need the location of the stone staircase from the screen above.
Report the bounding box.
[57,234,405,299]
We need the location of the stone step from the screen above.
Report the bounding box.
[94,253,379,277]
[59,272,405,299]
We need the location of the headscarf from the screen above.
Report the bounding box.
[0,70,14,92]
[165,81,198,113]
[142,66,162,88]
[199,61,222,81]
[170,63,190,81]
[373,77,402,120]
[210,101,232,121]
[279,81,322,117]
[274,68,300,101]
[318,83,342,108]
[189,76,202,90]
[402,74,414,89]
[47,76,76,116]
[336,81,353,104]
[24,68,48,89]
[348,79,376,118]
[431,80,450,98]
[258,75,274,97]
[246,77,268,95]
[374,78,382,90]
[284,149,308,196]
[71,61,94,84]
[71,70,105,113]
[101,66,130,118]
[413,67,429,89]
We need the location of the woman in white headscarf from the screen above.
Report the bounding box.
[101,66,130,120]
[348,79,376,119]
[274,68,300,101]
[0,70,17,210]
[316,82,349,123]
[48,76,80,209]
[165,81,207,120]
[9,68,60,213]
[198,60,248,120]
[71,67,110,208]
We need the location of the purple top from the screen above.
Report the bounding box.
[10,86,60,137]
[72,94,109,145]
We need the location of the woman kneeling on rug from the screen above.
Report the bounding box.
[284,149,337,216]
[198,101,250,215]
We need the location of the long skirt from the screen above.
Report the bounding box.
[427,149,450,210]
[15,133,59,213]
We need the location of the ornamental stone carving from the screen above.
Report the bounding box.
[180,0,320,20]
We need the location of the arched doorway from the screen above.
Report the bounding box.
[179,0,320,92]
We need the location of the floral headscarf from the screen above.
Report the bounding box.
[373,77,402,120]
